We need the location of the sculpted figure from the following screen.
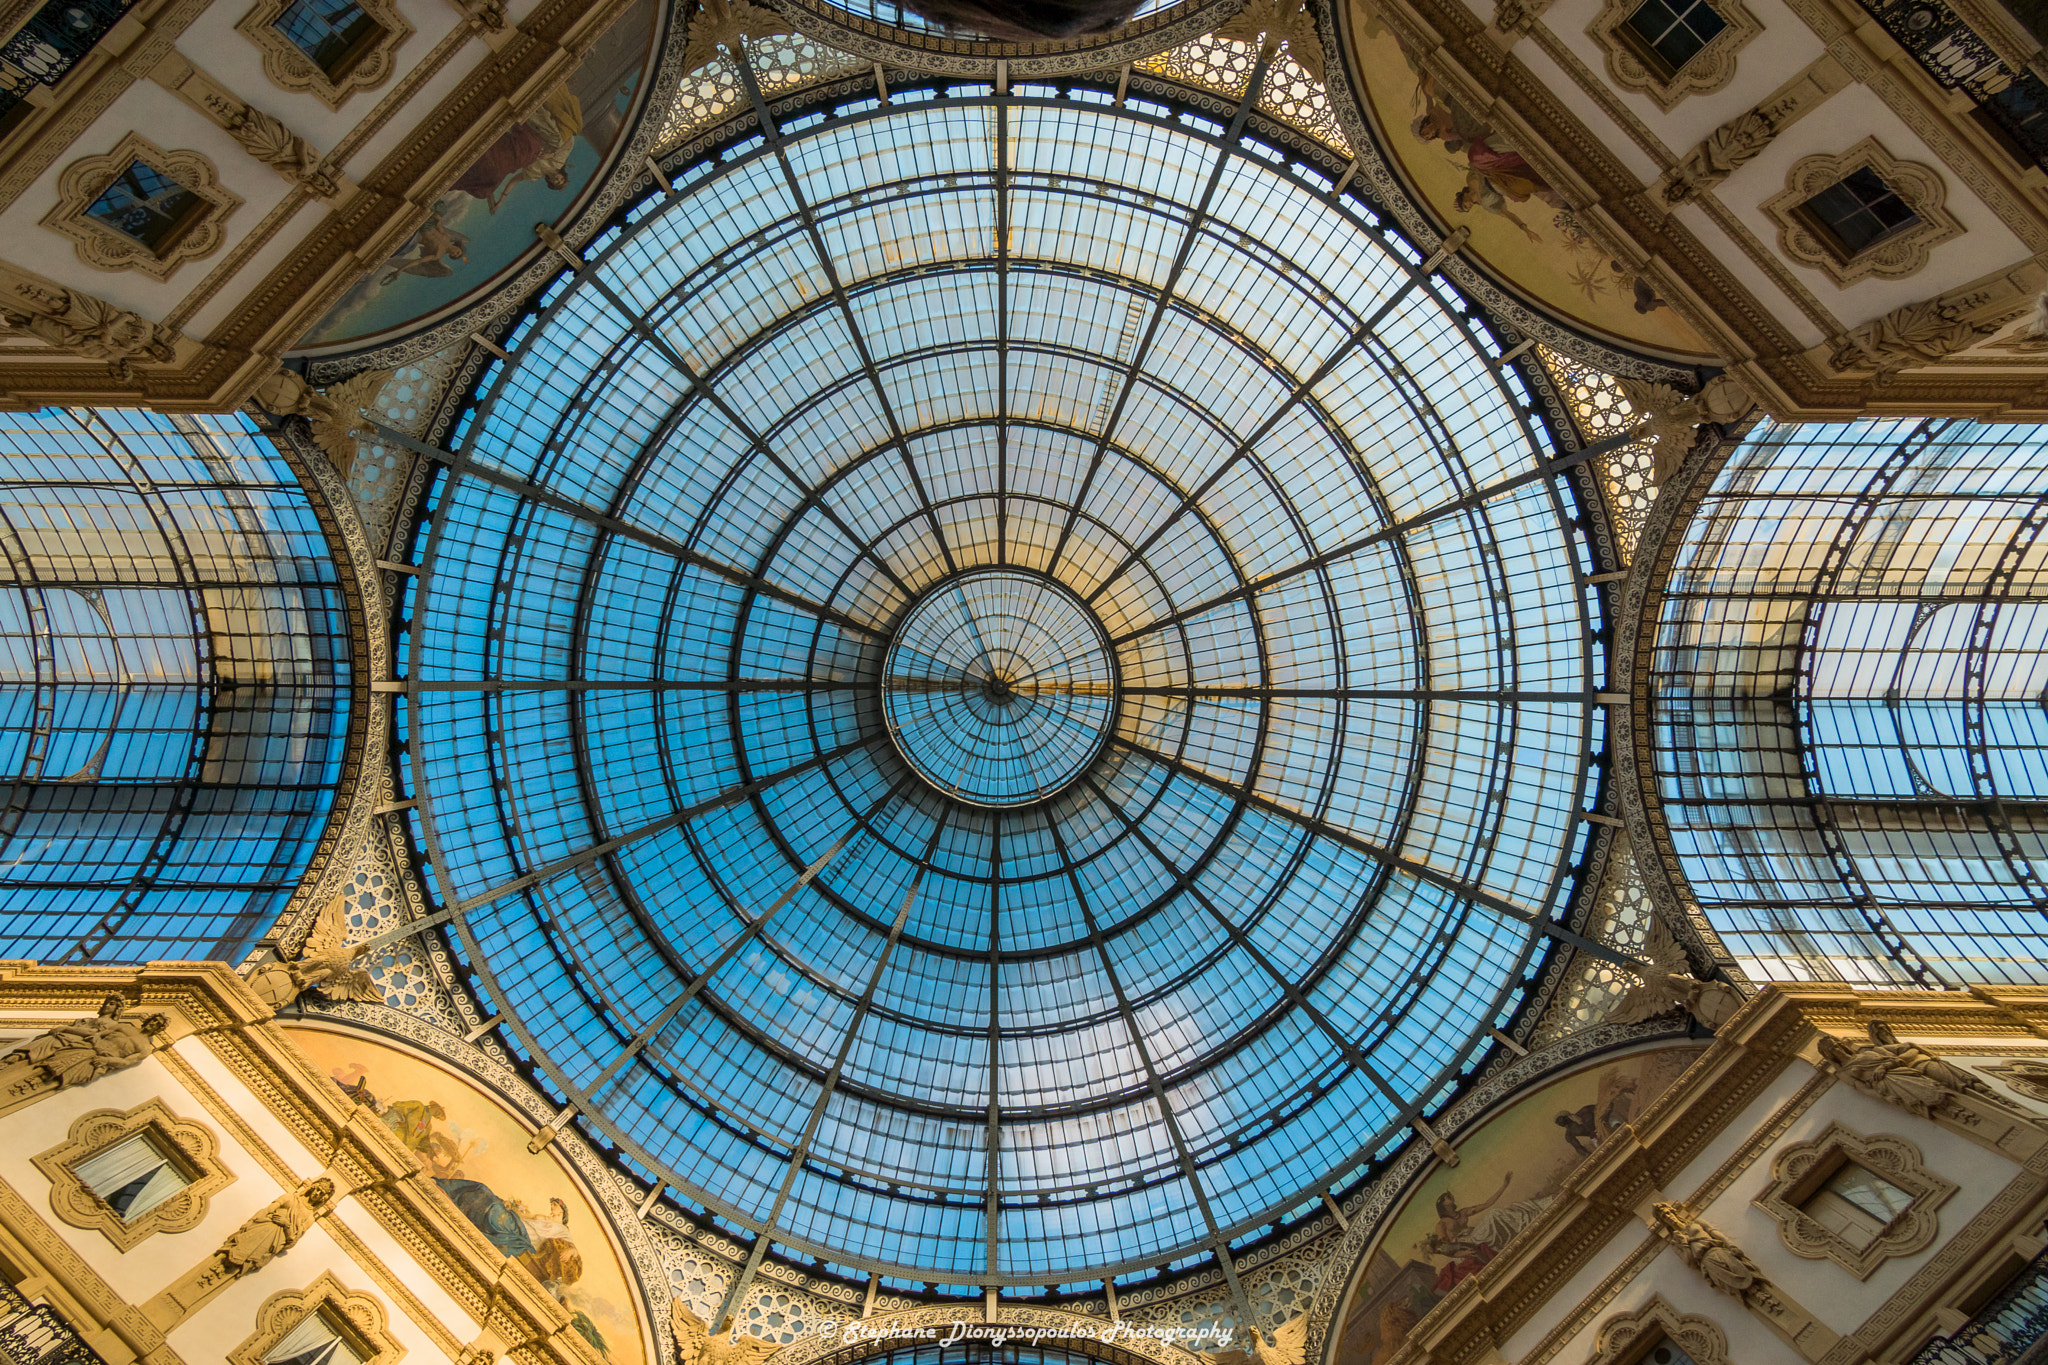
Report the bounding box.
[1617,374,1754,483]
[217,1178,333,1277]
[1667,109,1775,202]
[1829,299,1992,376]
[1606,915,1746,1030]
[1817,1024,2007,1119]
[671,1304,777,1365]
[251,369,341,424]
[243,897,379,1010]
[0,995,167,1103]
[1651,1202,1763,1299]
[0,288,178,368]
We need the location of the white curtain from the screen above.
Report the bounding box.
[263,1311,365,1365]
[72,1134,185,1220]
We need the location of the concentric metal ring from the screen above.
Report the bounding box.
[883,571,1117,806]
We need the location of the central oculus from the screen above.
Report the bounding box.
[881,570,1119,807]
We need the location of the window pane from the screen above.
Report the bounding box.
[272,0,380,79]
[85,162,199,253]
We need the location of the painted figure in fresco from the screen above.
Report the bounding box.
[513,1196,585,1294]
[381,214,470,283]
[452,85,583,211]
[1555,1103,1601,1157]
[1414,1172,1517,1291]
[1404,68,1563,243]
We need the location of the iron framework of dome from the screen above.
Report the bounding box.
[391,58,1620,1291]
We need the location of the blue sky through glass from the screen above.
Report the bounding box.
[404,85,1603,1282]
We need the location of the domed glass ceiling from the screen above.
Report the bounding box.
[402,71,1607,1285]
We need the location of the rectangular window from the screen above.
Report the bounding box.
[1801,1160,1913,1251]
[1619,0,1730,76]
[263,1311,368,1365]
[1796,167,1922,258]
[84,161,204,255]
[72,1132,189,1221]
[271,0,382,81]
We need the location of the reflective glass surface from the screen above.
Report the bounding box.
[883,571,1115,806]
[0,409,352,962]
[1653,417,2048,988]
[406,85,1603,1281]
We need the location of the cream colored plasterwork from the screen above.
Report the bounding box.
[1981,1058,2048,1106]
[31,1100,234,1252]
[1761,138,1962,287]
[234,0,414,109]
[228,1271,405,1365]
[1585,1296,1730,1365]
[41,134,240,280]
[1585,0,1760,110]
[1753,1124,1956,1279]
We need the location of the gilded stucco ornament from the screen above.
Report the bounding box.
[1816,1022,2021,1119]
[1605,914,1746,1029]
[672,1303,778,1365]
[0,995,167,1113]
[242,897,379,1010]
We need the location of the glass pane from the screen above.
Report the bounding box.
[85,162,199,253]
[272,0,380,79]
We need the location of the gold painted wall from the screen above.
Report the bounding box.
[1334,1045,1704,1365]
[1342,0,1715,363]
[284,1025,651,1365]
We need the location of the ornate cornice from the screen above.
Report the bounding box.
[1329,0,2048,416]
[0,0,644,409]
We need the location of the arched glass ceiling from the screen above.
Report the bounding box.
[1650,416,2048,988]
[0,409,353,962]
[401,74,1608,1284]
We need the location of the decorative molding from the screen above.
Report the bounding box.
[32,1100,235,1252]
[1753,1124,1956,1279]
[235,0,415,109]
[1761,138,1963,286]
[228,1271,405,1365]
[1586,0,1760,110]
[1981,1058,2048,1107]
[0,269,181,373]
[149,52,344,197]
[1298,1027,1698,1365]
[1584,1296,1730,1365]
[41,134,240,280]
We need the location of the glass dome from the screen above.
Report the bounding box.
[401,78,1607,1284]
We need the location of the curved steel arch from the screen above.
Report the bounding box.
[393,60,1612,1292]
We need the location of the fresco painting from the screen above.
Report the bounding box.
[297,0,661,351]
[284,1026,648,1365]
[1343,0,1713,360]
[1335,1046,1704,1365]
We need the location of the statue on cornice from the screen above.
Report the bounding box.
[1616,375,1754,484]
[1605,916,1745,1031]
[1816,1022,2011,1119]
[0,995,166,1108]
[1650,1202,1764,1300]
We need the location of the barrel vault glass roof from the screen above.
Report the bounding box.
[0,410,351,964]
[398,71,1610,1284]
[1652,416,2048,989]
